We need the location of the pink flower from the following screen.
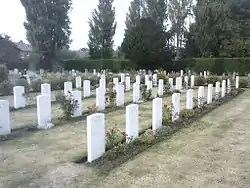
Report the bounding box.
[122,132,126,135]
[106,132,110,135]
[75,100,78,103]
[164,104,168,108]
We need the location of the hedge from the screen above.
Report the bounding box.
[182,58,250,75]
[63,58,136,72]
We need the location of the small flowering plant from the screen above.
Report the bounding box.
[106,126,127,154]
[162,103,172,124]
[56,91,79,120]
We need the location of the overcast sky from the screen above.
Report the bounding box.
[0,0,132,50]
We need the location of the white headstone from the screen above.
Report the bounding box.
[152,98,162,131]
[14,68,18,74]
[87,113,105,162]
[200,72,203,77]
[204,71,207,78]
[41,83,51,102]
[221,80,226,98]
[153,74,157,86]
[145,75,149,85]
[93,69,96,75]
[83,80,91,98]
[184,76,189,88]
[37,95,53,129]
[125,76,131,91]
[133,83,140,103]
[71,91,82,117]
[113,77,119,91]
[136,75,140,85]
[75,76,82,89]
[227,79,231,93]
[147,80,153,90]
[99,78,105,91]
[191,75,195,88]
[207,84,213,104]
[186,89,193,109]
[175,77,182,90]
[215,81,220,99]
[96,87,105,111]
[235,76,239,89]
[172,93,180,121]
[198,86,205,107]
[169,78,174,89]
[13,86,25,109]
[126,104,139,141]
[0,100,11,135]
[180,70,184,77]
[116,84,125,106]
[232,72,236,80]
[64,81,72,95]
[120,73,125,83]
[158,79,164,96]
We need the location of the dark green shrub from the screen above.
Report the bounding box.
[50,78,68,90]
[206,76,219,86]
[15,78,29,92]
[30,79,42,92]
[140,85,152,101]
[195,76,206,86]
[181,58,250,75]
[157,71,168,83]
[0,80,13,95]
[0,64,8,83]
[180,109,195,119]
[63,58,136,72]
[84,75,99,87]
[239,79,248,88]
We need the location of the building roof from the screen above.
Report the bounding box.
[15,40,32,52]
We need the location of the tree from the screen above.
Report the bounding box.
[20,0,72,70]
[168,0,193,59]
[142,0,168,29]
[88,0,117,59]
[125,0,142,30]
[121,18,170,69]
[184,0,250,57]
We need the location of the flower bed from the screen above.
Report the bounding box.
[73,88,244,174]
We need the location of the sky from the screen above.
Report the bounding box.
[0,0,132,50]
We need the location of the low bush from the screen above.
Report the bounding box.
[239,79,248,88]
[206,76,220,86]
[15,78,29,92]
[0,80,13,95]
[195,76,206,86]
[30,79,42,92]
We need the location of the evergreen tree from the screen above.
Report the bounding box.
[121,18,169,69]
[20,0,72,70]
[88,0,116,59]
[125,0,142,30]
[142,0,168,28]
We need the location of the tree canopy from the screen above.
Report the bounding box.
[21,0,72,70]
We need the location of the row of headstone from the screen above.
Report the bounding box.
[87,76,237,162]
[0,75,240,135]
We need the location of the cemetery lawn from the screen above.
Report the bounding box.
[1,89,249,187]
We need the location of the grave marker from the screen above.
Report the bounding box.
[152,98,162,130]
[87,113,105,162]
[0,100,11,135]
[126,104,139,141]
